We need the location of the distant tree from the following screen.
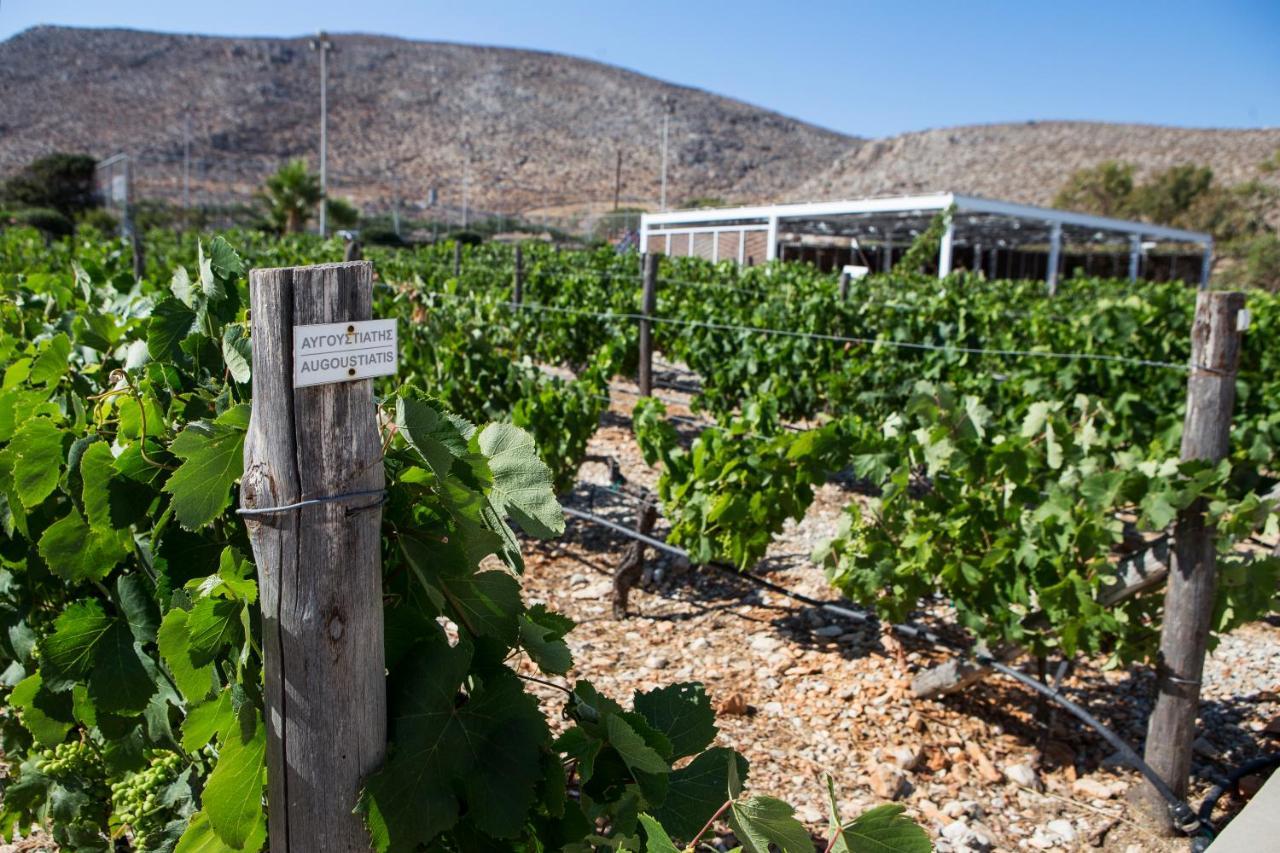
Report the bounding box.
[1183,180,1277,244]
[326,196,360,230]
[2,152,99,218]
[1219,233,1280,292]
[1260,147,1280,174]
[258,159,322,233]
[1131,164,1215,227]
[1052,161,1134,217]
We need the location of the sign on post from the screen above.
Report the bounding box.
[292,318,397,388]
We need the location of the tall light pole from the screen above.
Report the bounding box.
[182,103,192,225]
[659,96,674,210]
[461,134,471,230]
[311,31,333,237]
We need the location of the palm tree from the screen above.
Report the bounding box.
[259,159,322,233]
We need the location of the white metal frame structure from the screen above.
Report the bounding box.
[638,192,1214,287]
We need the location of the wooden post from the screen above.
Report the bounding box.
[452,240,462,277]
[838,271,850,301]
[240,261,387,852]
[613,500,658,618]
[1138,290,1245,830]
[513,244,524,305]
[637,252,658,397]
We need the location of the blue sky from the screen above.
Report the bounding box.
[3,0,1278,137]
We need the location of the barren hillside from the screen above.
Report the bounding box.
[0,26,851,213]
[798,122,1280,206]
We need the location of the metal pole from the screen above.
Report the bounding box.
[937,219,955,278]
[1046,221,1063,295]
[312,32,333,238]
[182,105,191,219]
[1129,235,1142,282]
[660,111,669,211]
[1199,241,1213,290]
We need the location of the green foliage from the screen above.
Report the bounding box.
[2,152,99,218]
[325,196,360,230]
[1053,160,1135,218]
[257,159,322,234]
[894,206,952,275]
[10,207,75,238]
[635,398,846,569]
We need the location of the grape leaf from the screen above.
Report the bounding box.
[831,803,931,853]
[163,404,250,530]
[88,620,156,714]
[475,423,564,538]
[37,507,126,582]
[633,683,717,760]
[171,265,198,308]
[605,714,670,776]
[9,673,74,746]
[158,609,216,704]
[10,416,64,509]
[396,397,471,480]
[181,688,236,753]
[728,795,814,853]
[519,606,574,675]
[360,634,547,851]
[38,599,114,690]
[185,596,243,666]
[651,748,747,841]
[148,298,199,361]
[202,711,266,849]
[221,324,252,384]
[637,814,682,853]
[29,333,72,386]
[206,236,245,282]
[176,809,265,853]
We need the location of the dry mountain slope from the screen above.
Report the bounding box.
[0,25,852,213]
[799,122,1280,208]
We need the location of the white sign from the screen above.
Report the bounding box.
[292,318,398,388]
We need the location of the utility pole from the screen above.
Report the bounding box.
[182,103,192,225]
[311,31,334,237]
[614,148,623,212]
[659,96,674,210]
[461,134,471,230]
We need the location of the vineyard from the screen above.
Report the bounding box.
[0,224,1277,852]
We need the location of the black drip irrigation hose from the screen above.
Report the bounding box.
[559,501,1238,843]
[1192,753,1280,850]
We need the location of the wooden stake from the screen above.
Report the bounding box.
[638,252,658,397]
[513,244,524,305]
[838,271,850,301]
[452,240,462,278]
[241,261,387,852]
[1138,290,1245,830]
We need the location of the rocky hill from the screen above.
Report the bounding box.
[0,26,851,214]
[797,122,1280,207]
[2,26,1277,219]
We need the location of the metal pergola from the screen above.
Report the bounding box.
[638,192,1214,288]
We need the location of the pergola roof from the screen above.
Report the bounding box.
[640,192,1212,247]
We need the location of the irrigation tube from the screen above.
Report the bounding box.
[560,502,1210,840]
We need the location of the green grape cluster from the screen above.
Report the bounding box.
[36,740,104,781]
[110,750,185,849]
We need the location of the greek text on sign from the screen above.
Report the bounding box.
[292,319,398,388]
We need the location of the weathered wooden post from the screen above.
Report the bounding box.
[452,240,462,278]
[240,261,388,851]
[513,244,524,305]
[637,252,658,396]
[1138,290,1245,830]
[838,270,850,301]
